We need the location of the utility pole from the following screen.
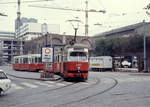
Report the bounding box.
[85,0,88,36]
[143,20,147,72]
[17,0,23,55]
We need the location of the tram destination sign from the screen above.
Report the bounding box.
[41,47,53,63]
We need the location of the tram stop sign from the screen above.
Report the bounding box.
[41,47,53,63]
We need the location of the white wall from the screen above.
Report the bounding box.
[17,23,60,40]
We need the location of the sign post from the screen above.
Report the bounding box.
[41,47,54,78]
[42,47,53,63]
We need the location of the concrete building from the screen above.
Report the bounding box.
[0,31,23,64]
[94,22,150,39]
[15,17,60,41]
[0,31,15,39]
[15,23,60,41]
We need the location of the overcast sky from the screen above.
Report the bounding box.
[0,0,150,36]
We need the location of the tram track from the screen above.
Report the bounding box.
[5,77,113,107]
[9,78,118,107]
[66,78,101,95]
[6,79,79,107]
[7,78,99,107]
[54,77,118,107]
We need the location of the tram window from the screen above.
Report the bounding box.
[58,55,59,62]
[23,58,28,63]
[15,58,18,63]
[35,57,38,63]
[32,58,34,63]
[70,52,86,57]
[38,57,41,62]
[69,52,87,61]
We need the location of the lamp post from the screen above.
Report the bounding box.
[67,19,82,45]
[41,23,48,46]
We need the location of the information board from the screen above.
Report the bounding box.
[42,47,53,62]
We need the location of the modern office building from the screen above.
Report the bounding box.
[15,17,60,41]
[0,31,23,64]
[15,22,60,41]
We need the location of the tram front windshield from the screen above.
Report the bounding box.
[69,51,87,61]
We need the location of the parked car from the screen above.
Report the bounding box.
[0,70,11,95]
[121,60,131,68]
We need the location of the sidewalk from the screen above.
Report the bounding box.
[0,66,61,81]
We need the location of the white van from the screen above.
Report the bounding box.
[0,70,11,94]
[89,56,112,71]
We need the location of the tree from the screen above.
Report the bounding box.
[93,34,148,56]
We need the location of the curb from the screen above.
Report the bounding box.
[6,73,61,81]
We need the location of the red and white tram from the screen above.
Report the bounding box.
[53,43,89,80]
[13,54,45,72]
[13,43,89,80]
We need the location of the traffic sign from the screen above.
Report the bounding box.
[41,47,53,62]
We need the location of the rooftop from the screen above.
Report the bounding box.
[93,22,150,38]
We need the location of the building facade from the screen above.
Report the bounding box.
[15,17,60,41]
[15,23,60,41]
[94,22,150,38]
[24,34,94,57]
[0,31,25,64]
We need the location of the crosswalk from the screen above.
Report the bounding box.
[10,80,95,91]
[10,81,69,91]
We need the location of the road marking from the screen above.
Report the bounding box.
[21,82,38,88]
[45,81,55,84]
[62,81,72,85]
[34,81,53,87]
[11,83,24,90]
[80,82,89,85]
[56,83,65,86]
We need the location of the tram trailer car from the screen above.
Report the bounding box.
[13,54,45,72]
[53,43,89,80]
[89,56,112,71]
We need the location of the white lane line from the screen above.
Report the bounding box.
[80,82,89,85]
[46,81,66,86]
[45,81,55,84]
[56,83,65,86]
[11,83,24,90]
[21,82,38,88]
[34,81,53,87]
[62,82,72,85]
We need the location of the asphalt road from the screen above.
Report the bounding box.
[1,66,150,107]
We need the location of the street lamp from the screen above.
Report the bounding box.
[67,19,82,45]
[41,23,48,46]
